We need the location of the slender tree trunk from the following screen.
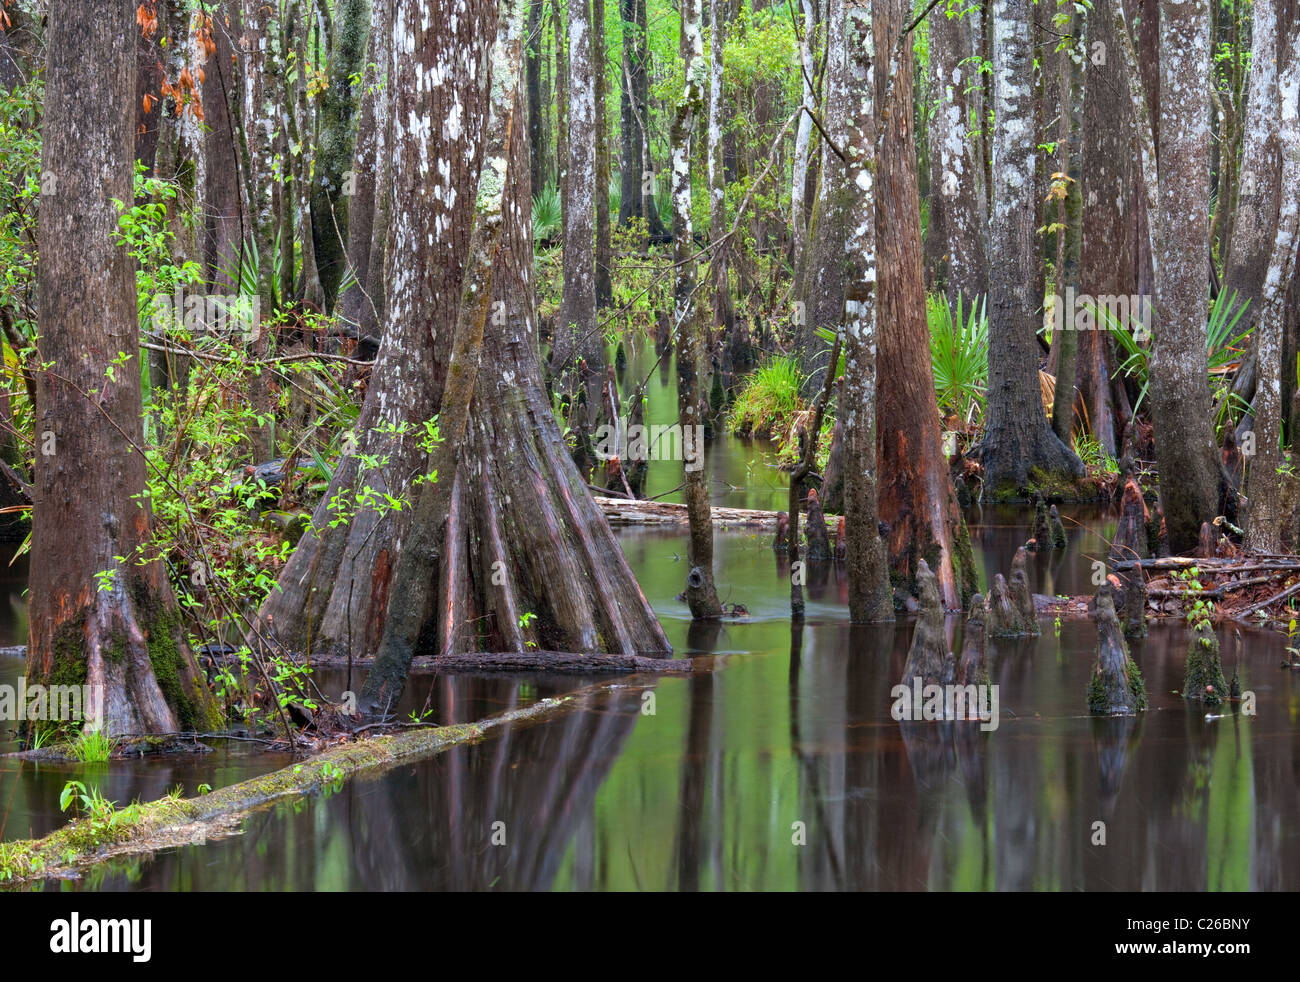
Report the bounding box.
[1118,0,1229,550]
[553,0,608,477]
[843,1,894,623]
[789,0,815,271]
[980,0,1084,494]
[594,0,613,306]
[617,0,642,227]
[29,0,220,736]
[1224,0,1283,319]
[1245,23,1300,552]
[311,0,371,312]
[259,0,496,657]
[337,0,386,338]
[1077,0,1135,456]
[925,0,989,306]
[795,0,849,398]
[673,0,722,619]
[527,0,545,194]
[873,0,975,608]
[1050,6,1083,444]
[201,0,242,288]
[707,0,733,339]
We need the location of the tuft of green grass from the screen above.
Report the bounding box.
[66,728,118,764]
[727,356,805,440]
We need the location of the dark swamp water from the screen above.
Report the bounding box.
[1,342,1297,891]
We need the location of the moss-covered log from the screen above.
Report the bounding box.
[0,688,601,884]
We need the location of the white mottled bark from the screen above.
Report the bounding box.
[790,0,816,268]
[1245,25,1300,552]
[842,1,893,623]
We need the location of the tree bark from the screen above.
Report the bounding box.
[980,0,1084,494]
[1077,0,1136,456]
[362,0,671,710]
[925,0,989,306]
[1244,23,1300,552]
[258,0,496,657]
[29,0,220,736]
[843,1,893,623]
[873,0,976,609]
[1118,0,1230,551]
[673,0,723,619]
[594,0,613,307]
[311,0,371,312]
[789,0,816,274]
[795,0,850,398]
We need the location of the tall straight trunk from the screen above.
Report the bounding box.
[708,0,733,335]
[259,0,496,657]
[337,0,387,338]
[843,1,894,624]
[635,0,666,235]
[673,0,722,619]
[1117,0,1228,551]
[311,0,371,312]
[527,0,545,195]
[1244,25,1300,552]
[1224,0,1283,319]
[925,0,989,305]
[1050,6,1083,444]
[361,0,394,354]
[980,0,1083,494]
[594,0,613,306]
[617,0,642,226]
[29,0,220,736]
[795,0,850,397]
[553,0,568,240]
[201,0,242,288]
[789,0,815,270]
[873,0,975,608]
[1077,0,1135,456]
[553,0,607,476]
[362,0,669,709]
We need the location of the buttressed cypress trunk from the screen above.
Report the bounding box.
[258,0,496,657]
[28,0,220,736]
[980,0,1084,496]
[361,0,670,711]
[873,0,975,608]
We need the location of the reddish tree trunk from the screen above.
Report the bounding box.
[28,0,220,736]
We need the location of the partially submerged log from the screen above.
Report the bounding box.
[0,687,601,884]
[599,496,839,532]
[901,559,947,687]
[426,650,696,673]
[1183,621,1228,706]
[1086,583,1147,715]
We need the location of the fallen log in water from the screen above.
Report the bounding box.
[594,495,838,531]
[0,681,635,884]
[278,649,697,673]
